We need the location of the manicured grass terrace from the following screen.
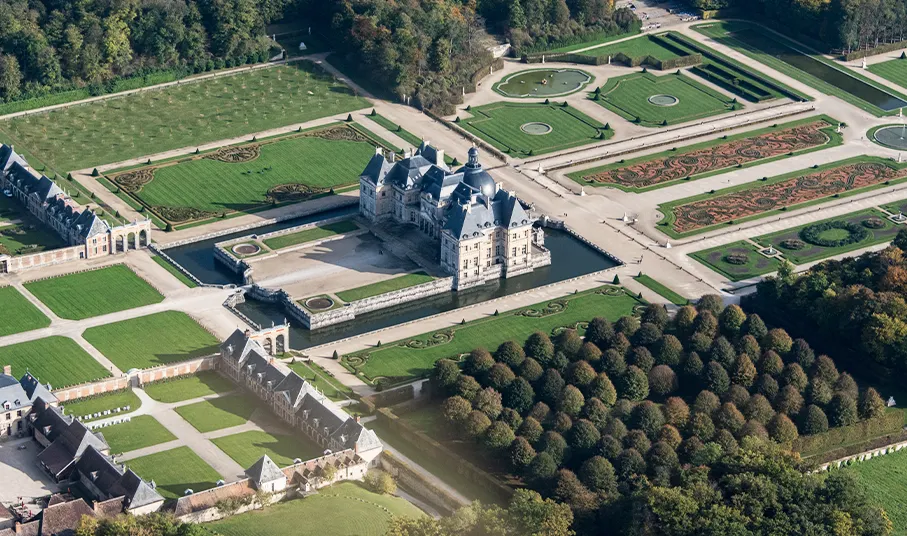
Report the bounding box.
[694,21,907,117]
[142,371,236,404]
[657,156,907,239]
[567,115,840,191]
[459,102,611,156]
[24,265,164,320]
[0,286,50,337]
[343,286,641,385]
[288,360,354,402]
[0,336,111,387]
[82,311,220,371]
[335,272,434,303]
[125,446,222,499]
[207,482,423,536]
[542,29,641,54]
[102,415,177,453]
[262,220,358,250]
[110,124,387,224]
[847,448,907,536]
[581,34,681,60]
[0,206,66,256]
[151,255,198,288]
[61,389,141,422]
[690,240,783,282]
[753,208,903,265]
[211,430,323,468]
[868,56,907,90]
[594,72,741,127]
[0,61,370,173]
[175,394,259,433]
[633,275,688,306]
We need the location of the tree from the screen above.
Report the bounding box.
[759,350,784,376]
[663,397,690,427]
[585,317,614,348]
[569,419,601,450]
[603,417,628,440]
[648,365,678,397]
[484,421,516,450]
[0,55,22,102]
[743,393,775,424]
[504,378,535,414]
[790,338,816,369]
[527,452,558,482]
[693,390,721,415]
[767,413,799,443]
[602,349,627,376]
[579,456,616,494]
[800,404,829,435]
[781,363,809,392]
[552,412,573,434]
[774,385,805,416]
[539,369,566,405]
[633,322,662,347]
[858,387,886,420]
[696,294,724,315]
[828,393,859,427]
[525,332,555,364]
[723,385,750,408]
[463,410,492,437]
[364,470,397,494]
[615,448,646,480]
[648,441,680,471]
[474,387,504,420]
[807,378,834,406]
[710,336,737,369]
[755,373,779,401]
[681,351,704,380]
[557,385,585,417]
[628,347,655,372]
[501,408,523,431]
[615,316,640,337]
[566,360,596,387]
[518,417,544,444]
[835,373,859,400]
[719,304,746,336]
[674,305,698,334]
[587,373,617,405]
[659,424,683,450]
[577,342,602,365]
[692,310,718,338]
[655,335,684,366]
[620,366,649,401]
[812,355,839,384]
[632,400,666,439]
[762,328,793,355]
[508,489,575,536]
[642,303,670,329]
[704,361,730,395]
[466,348,495,376]
[520,358,544,382]
[732,353,758,388]
[741,313,768,341]
[487,363,516,391]
[739,420,769,440]
[736,334,761,360]
[555,329,584,358]
[508,0,528,29]
[455,375,482,401]
[496,341,527,369]
[529,402,551,422]
[540,431,568,464]
[687,412,715,441]
[610,332,631,355]
[714,402,745,434]
[599,434,623,460]
[432,359,460,392]
[441,396,472,424]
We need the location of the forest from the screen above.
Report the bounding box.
[691,0,907,52]
[422,294,894,535]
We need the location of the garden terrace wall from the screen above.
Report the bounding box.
[376,406,513,503]
[379,450,465,514]
[793,410,906,460]
[360,384,416,413]
[0,245,86,274]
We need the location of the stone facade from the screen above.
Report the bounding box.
[0,366,57,440]
[0,144,152,273]
[359,143,545,289]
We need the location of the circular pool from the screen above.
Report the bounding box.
[872,125,907,150]
[232,243,261,256]
[305,296,335,311]
[494,69,594,98]
[648,94,679,107]
[521,122,553,135]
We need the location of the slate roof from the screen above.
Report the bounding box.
[416,141,449,171]
[36,418,108,478]
[245,455,285,485]
[6,162,63,204]
[31,400,71,442]
[444,189,532,239]
[0,144,27,172]
[0,373,58,412]
[20,373,57,403]
[384,154,434,189]
[361,150,393,186]
[75,446,163,509]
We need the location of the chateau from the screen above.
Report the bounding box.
[359,143,550,289]
[0,144,152,273]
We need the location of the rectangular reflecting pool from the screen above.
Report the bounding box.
[234,227,619,350]
[730,28,907,111]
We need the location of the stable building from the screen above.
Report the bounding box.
[359,144,550,289]
[0,366,57,440]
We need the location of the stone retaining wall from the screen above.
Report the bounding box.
[0,245,86,274]
[818,440,907,472]
[379,451,465,514]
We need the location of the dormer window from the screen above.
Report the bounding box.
[90,471,99,481]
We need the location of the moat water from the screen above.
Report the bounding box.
[164,209,619,350]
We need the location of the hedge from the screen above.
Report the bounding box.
[793,411,906,459]
[843,40,907,61]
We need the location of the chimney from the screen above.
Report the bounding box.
[93,501,99,512]
[3,365,10,376]
[436,148,445,166]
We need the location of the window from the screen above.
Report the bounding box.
[496,246,501,256]
[522,245,527,254]
[512,247,517,256]
[16,410,21,417]
[463,260,468,269]
[486,248,491,257]
[5,413,9,421]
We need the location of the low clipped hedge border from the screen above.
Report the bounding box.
[800,220,869,247]
[794,411,906,459]
[844,41,907,61]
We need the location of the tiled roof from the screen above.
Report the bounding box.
[173,480,255,516]
[40,499,96,536]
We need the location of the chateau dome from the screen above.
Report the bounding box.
[457,146,495,197]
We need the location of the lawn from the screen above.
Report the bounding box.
[0,61,370,173]
[142,371,236,404]
[343,286,641,385]
[0,286,50,337]
[883,198,907,217]
[567,115,839,191]
[82,311,220,371]
[544,29,642,54]
[690,240,783,281]
[211,430,323,468]
[109,124,388,224]
[594,72,741,127]
[634,275,688,305]
[101,415,177,453]
[24,265,164,320]
[151,255,198,288]
[61,389,141,422]
[262,220,358,250]
[657,156,907,238]
[0,336,111,387]
[869,57,907,89]
[581,34,682,60]
[847,448,907,535]
[694,21,907,117]
[125,446,222,499]
[288,360,355,402]
[335,272,434,303]
[459,102,611,156]
[174,394,259,433]
[753,208,903,265]
[207,482,423,536]
[0,216,67,256]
